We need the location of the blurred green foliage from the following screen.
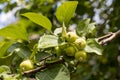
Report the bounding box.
[0,0,120,80]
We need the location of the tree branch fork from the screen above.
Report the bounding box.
[98,30,120,45]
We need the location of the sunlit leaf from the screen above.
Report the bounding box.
[0,23,28,41]
[85,39,103,55]
[54,27,62,35]
[38,35,59,49]
[56,1,78,25]
[22,12,52,32]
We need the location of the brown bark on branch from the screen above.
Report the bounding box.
[98,30,120,45]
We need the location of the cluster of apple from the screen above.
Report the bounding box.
[55,32,87,62]
[19,32,87,71]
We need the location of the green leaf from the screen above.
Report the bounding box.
[9,43,32,59]
[0,73,18,80]
[0,65,11,73]
[0,0,8,3]
[0,41,15,66]
[35,52,50,62]
[0,43,31,66]
[36,64,70,80]
[0,41,13,57]
[22,12,52,32]
[85,39,103,55]
[38,35,59,49]
[76,19,90,36]
[87,23,96,37]
[54,27,62,35]
[56,1,78,25]
[0,51,15,66]
[76,18,96,37]
[0,23,28,41]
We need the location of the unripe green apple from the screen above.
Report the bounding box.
[75,51,87,62]
[66,32,78,42]
[74,38,86,49]
[20,59,34,71]
[55,46,61,56]
[64,46,76,56]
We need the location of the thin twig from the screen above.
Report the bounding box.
[22,65,46,75]
[97,32,113,42]
[39,54,54,62]
[98,30,120,45]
